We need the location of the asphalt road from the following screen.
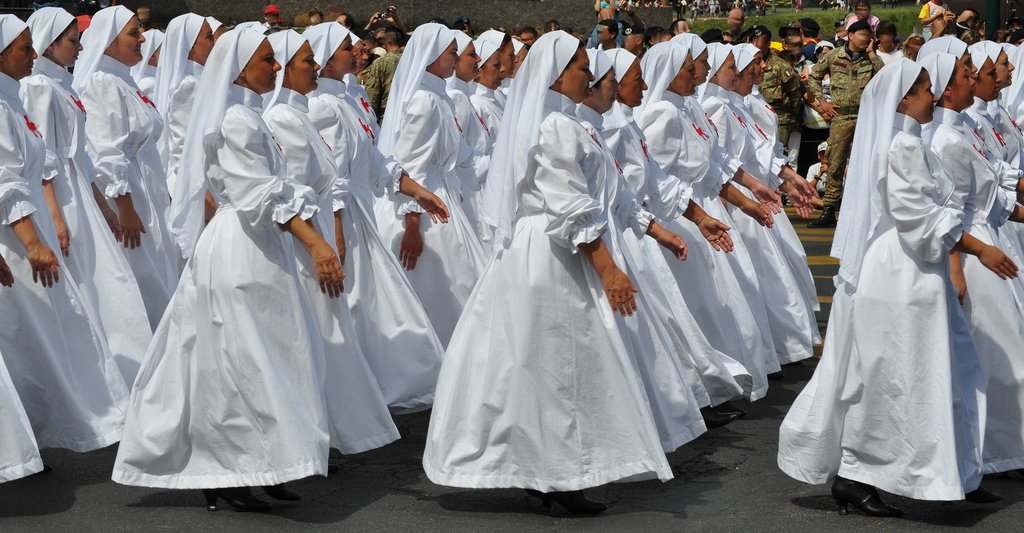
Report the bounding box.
[2,212,1023,532]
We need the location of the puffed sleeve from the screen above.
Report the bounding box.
[19,77,62,184]
[617,185,655,237]
[393,92,440,190]
[165,77,198,180]
[209,107,318,227]
[265,105,338,203]
[0,106,38,225]
[531,115,607,250]
[644,154,693,222]
[705,101,750,181]
[888,135,964,263]
[80,74,133,198]
[642,103,724,194]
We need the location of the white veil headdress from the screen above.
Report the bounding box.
[153,13,207,116]
[130,29,163,83]
[603,48,639,129]
[636,41,690,121]
[697,42,733,100]
[478,30,582,249]
[72,5,136,93]
[26,7,75,57]
[167,29,269,258]
[263,30,309,110]
[831,59,926,289]
[377,23,457,155]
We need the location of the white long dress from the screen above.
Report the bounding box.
[264,88,400,451]
[778,114,985,501]
[638,90,775,400]
[447,77,491,235]
[602,101,747,406]
[0,348,43,483]
[309,77,444,411]
[423,89,673,491]
[374,72,488,345]
[745,89,822,335]
[576,103,706,451]
[937,106,1024,474]
[703,84,815,364]
[112,85,337,489]
[0,72,128,452]
[468,82,505,247]
[20,56,153,385]
[80,55,178,327]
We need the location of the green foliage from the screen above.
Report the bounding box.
[689,6,923,40]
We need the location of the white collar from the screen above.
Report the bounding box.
[893,112,922,137]
[275,87,309,113]
[0,71,20,102]
[33,56,73,89]
[96,54,136,86]
[419,71,447,95]
[933,106,965,128]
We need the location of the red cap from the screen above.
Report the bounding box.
[264,4,280,15]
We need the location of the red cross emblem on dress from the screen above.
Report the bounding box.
[360,97,371,113]
[358,118,376,142]
[640,139,650,160]
[614,159,624,175]
[971,129,985,143]
[23,116,40,138]
[705,113,719,133]
[136,91,156,109]
[1011,117,1021,132]
[732,111,747,128]
[754,124,768,140]
[70,95,86,113]
[454,116,463,134]
[692,123,710,141]
[476,112,489,133]
[973,144,989,161]
[589,132,602,147]
[993,127,1006,147]
[765,103,776,114]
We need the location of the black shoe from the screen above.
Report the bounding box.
[525,489,607,514]
[831,476,903,517]
[767,371,785,381]
[712,401,746,418]
[807,207,837,228]
[202,488,271,512]
[701,406,742,428]
[965,485,1001,504]
[263,484,301,501]
[327,463,341,474]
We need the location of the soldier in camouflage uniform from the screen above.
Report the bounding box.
[747,25,803,161]
[364,26,404,122]
[806,19,882,228]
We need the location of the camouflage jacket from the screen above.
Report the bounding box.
[364,49,403,119]
[810,46,884,115]
[759,52,803,126]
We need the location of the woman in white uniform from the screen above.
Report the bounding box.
[424,31,672,514]
[778,55,1014,516]
[638,39,776,401]
[130,29,162,99]
[263,29,401,454]
[21,7,153,385]
[575,49,707,450]
[73,6,178,327]
[112,29,347,511]
[374,23,488,346]
[724,43,821,365]
[599,46,749,425]
[0,14,129,454]
[304,22,449,412]
[935,43,1024,477]
[0,253,43,484]
[153,13,215,196]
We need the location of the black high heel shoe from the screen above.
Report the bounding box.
[202,488,271,512]
[525,489,607,514]
[831,476,903,517]
[712,401,746,418]
[700,406,741,428]
[263,484,301,501]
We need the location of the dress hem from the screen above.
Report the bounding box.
[423,457,672,492]
[0,457,44,483]
[111,459,324,489]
